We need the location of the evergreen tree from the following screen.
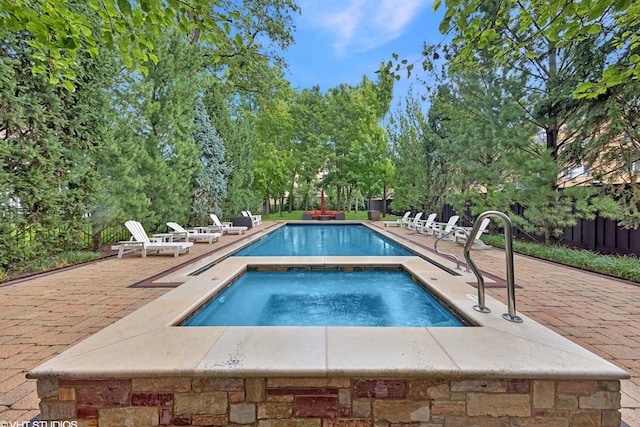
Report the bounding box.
[191,99,230,224]
[202,84,261,219]
[0,4,117,266]
[387,88,447,213]
[91,31,201,233]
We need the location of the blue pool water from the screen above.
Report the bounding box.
[183,271,465,327]
[234,224,412,256]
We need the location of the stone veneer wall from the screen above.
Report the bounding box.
[35,376,621,427]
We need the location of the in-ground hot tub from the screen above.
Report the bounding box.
[181,269,470,327]
[28,222,629,426]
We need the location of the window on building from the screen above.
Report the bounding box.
[567,165,589,178]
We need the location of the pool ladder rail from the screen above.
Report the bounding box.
[434,230,470,272]
[463,211,523,323]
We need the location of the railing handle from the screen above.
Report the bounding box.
[434,229,463,270]
[463,211,522,323]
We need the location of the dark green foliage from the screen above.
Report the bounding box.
[202,84,261,219]
[191,99,230,224]
[565,80,640,229]
[0,0,300,272]
[0,15,115,267]
[92,31,202,232]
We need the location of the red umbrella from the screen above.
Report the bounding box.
[320,189,326,215]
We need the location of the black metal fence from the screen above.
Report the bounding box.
[11,223,129,252]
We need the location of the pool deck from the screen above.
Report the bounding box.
[0,220,639,426]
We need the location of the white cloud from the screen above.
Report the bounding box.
[299,0,429,56]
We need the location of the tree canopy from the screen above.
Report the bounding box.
[432,0,639,98]
[0,0,299,90]
[2,0,639,276]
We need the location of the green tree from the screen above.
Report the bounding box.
[433,0,639,97]
[0,0,300,90]
[290,86,330,211]
[387,88,448,214]
[386,2,637,236]
[95,31,201,231]
[565,81,640,228]
[202,84,261,219]
[325,73,393,212]
[254,86,295,215]
[425,68,608,243]
[191,99,230,224]
[428,72,531,208]
[0,6,117,264]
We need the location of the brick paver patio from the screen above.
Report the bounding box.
[0,222,638,426]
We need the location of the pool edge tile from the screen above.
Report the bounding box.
[326,327,460,377]
[197,326,328,377]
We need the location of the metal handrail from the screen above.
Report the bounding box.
[433,229,465,271]
[463,211,523,323]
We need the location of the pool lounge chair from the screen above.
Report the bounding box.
[432,215,460,240]
[405,212,424,231]
[242,210,262,226]
[383,211,411,227]
[167,222,222,244]
[416,213,437,235]
[247,210,262,225]
[112,220,193,258]
[210,213,247,235]
[455,218,492,249]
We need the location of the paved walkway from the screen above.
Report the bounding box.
[0,223,638,426]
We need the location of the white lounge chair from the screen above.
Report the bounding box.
[432,215,460,240]
[405,212,424,231]
[112,220,193,258]
[416,213,437,235]
[455,218,491,248]
[247,210,262,225]
[210,213,247,235]
[383,211,411,227]
[242,210,262,226]
[167,222,222,244]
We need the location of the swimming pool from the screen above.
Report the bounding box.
[182,270,467,327]
[28,221,629,426]
[233,223,412,256]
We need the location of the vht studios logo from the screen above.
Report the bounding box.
[0,422,78,427]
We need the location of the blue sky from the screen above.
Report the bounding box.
[283,0,447,106]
